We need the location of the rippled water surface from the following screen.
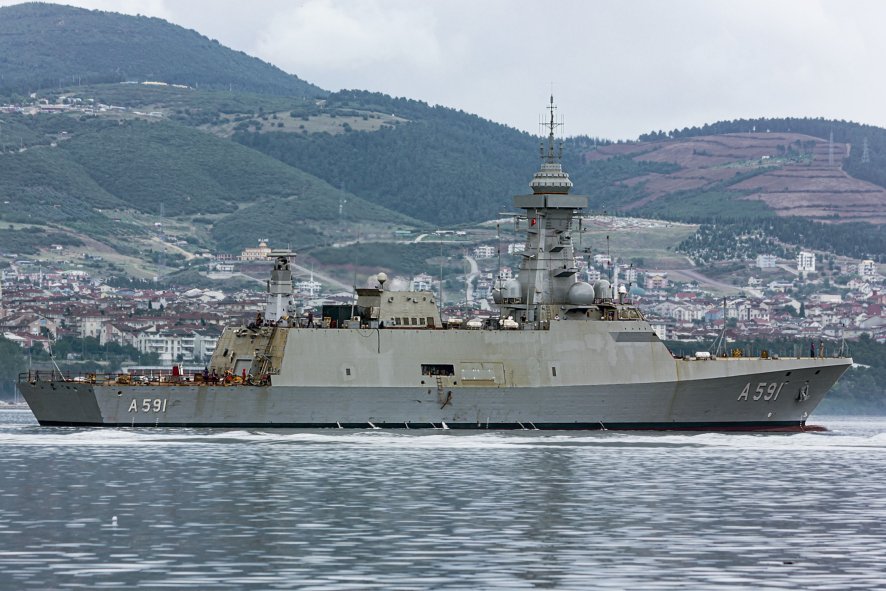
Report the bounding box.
[1,409,885,590]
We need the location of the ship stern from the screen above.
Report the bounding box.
[18,378,104,426]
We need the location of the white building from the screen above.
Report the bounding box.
[858,259,878,278]
[136,330,218,364]
[80,316,107,340]
[507,243,525,255]
[756,254,778,269]
[584,267,602,283]
[618,264,638,284]
[648,320,672,341]
[670,304,706,324]
[473,245,496,259]
[797,251,816,276]
[240,241,272,261]
[410,273,434,291]
[737,300,771,323]
[295,279,322,297]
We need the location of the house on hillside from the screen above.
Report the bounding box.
[645,272,668,290]
[756,254,778,269]
[858,259,878,278]
[797,251,816,276]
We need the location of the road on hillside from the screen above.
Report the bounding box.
[151,236,196,261]
[777,263,799,276]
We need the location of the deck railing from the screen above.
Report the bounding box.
[18,370,268,387]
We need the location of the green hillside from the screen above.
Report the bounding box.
[0,112,418,256]
[0,3,324,97]
[235,91,540,225]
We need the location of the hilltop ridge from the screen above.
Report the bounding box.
[0,2,325,97]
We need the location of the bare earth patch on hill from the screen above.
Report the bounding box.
[585,132,886,223]
[208,111,408,138]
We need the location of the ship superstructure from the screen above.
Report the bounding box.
[18,98,852,430]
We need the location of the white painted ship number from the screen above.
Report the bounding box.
[128,398,168,413]
[737,381,786,402]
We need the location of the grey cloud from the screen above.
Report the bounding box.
[2,0,884,138]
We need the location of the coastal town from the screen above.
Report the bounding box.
[2,225,883,371]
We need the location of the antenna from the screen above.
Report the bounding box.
[578,216,583,253]
[627,262,634,296]
[350,243,359,320]
[496,223,502,320]
[712,297,728,356]
[158,202,166,269]
[539,94,564,163]
[439,240,444,306]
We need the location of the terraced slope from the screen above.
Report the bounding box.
[584,133,886,223]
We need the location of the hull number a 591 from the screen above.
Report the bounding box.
[128,398,168,413]
[737,382,786,401]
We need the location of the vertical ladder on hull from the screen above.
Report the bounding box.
[435,375,444,394]
[254,326,278,378]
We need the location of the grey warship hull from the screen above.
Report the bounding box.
[20,323,851,430]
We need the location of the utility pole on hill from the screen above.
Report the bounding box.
[159,202,166,269]
[829,131,834,166]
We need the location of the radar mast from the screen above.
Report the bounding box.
[493,96,588,326]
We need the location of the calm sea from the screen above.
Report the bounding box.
[0,409,884,590]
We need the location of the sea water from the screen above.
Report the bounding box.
[0,409,884,590]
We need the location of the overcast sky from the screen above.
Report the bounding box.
[3,0,884,139]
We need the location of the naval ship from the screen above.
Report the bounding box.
[19,99,851,430]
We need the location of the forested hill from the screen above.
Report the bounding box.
[235,90,542,225]
[0,3,324,97]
